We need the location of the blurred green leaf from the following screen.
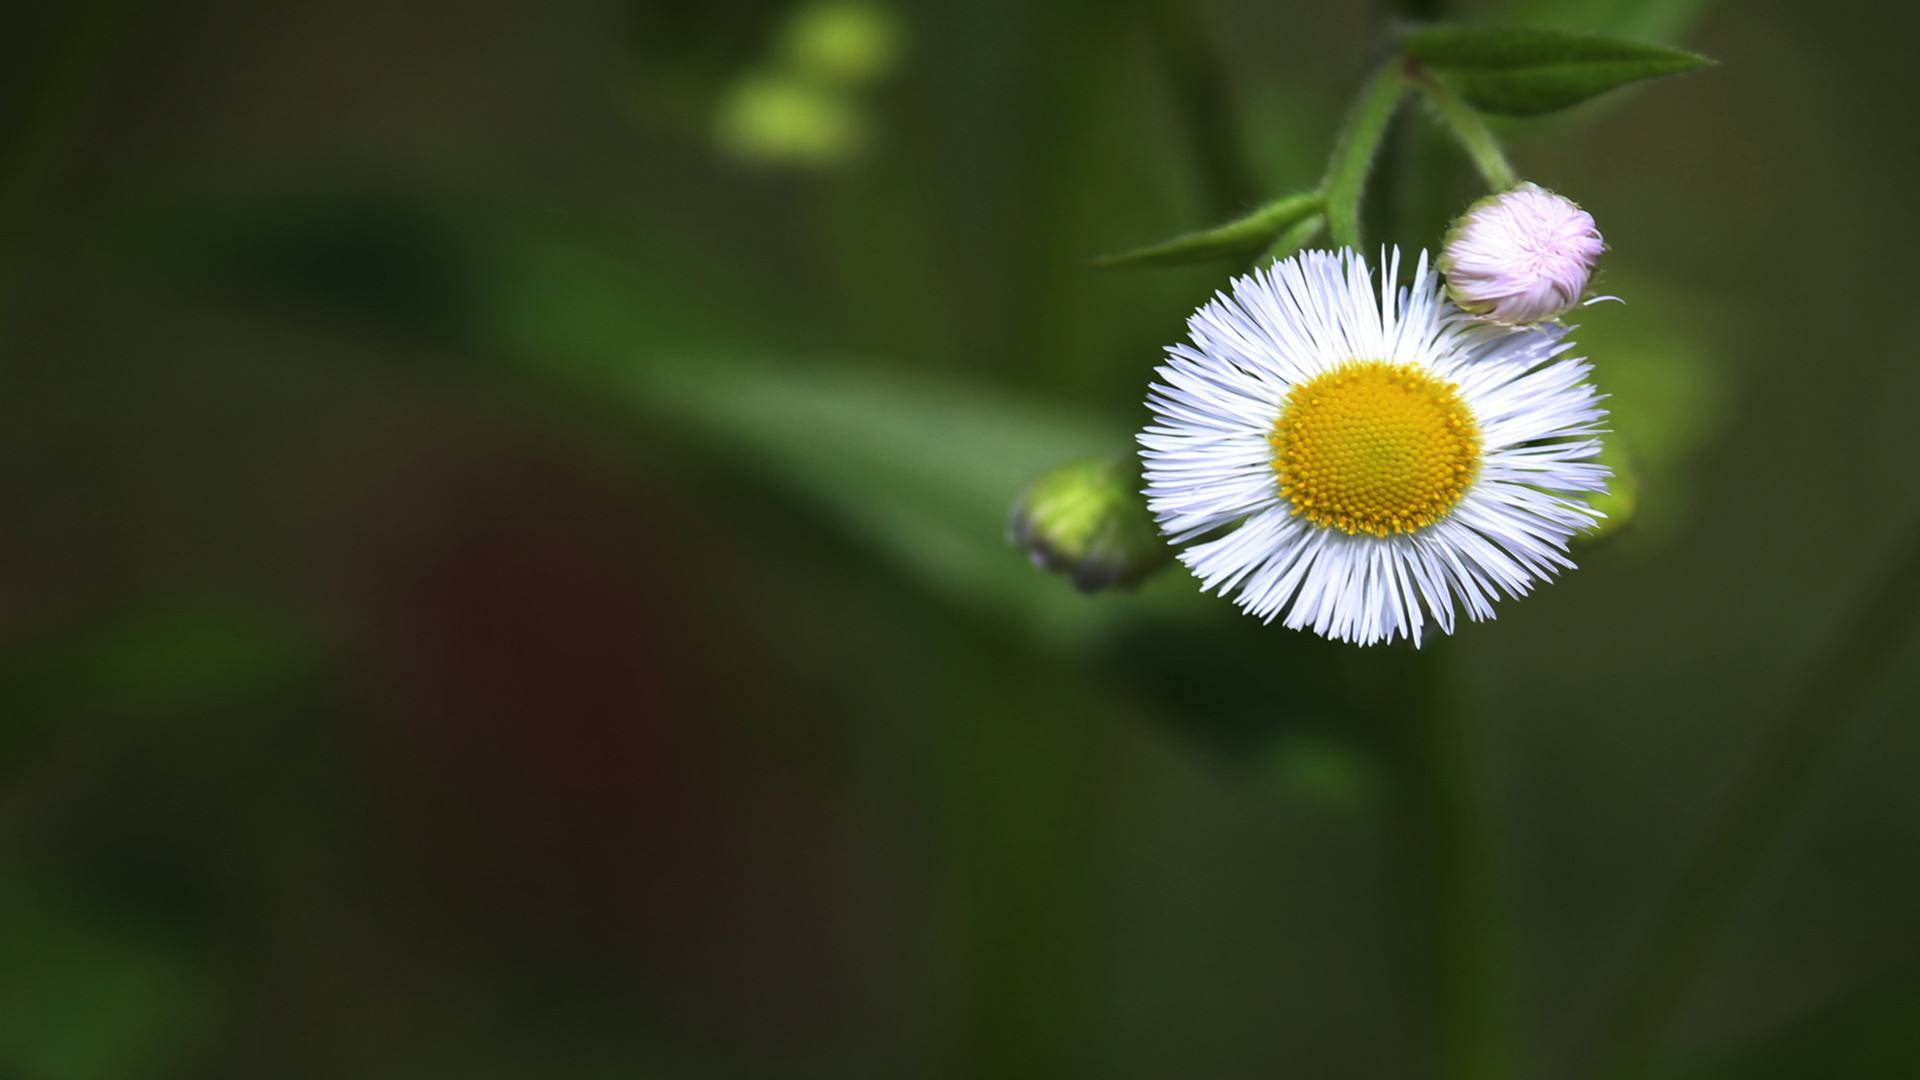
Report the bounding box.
[0,602,312,768]
[0,603,309,716]
[0,874,209,1080]
[114,190,483,344]
[637,355,1127,604]
[1678,972,1920,1079]
[777,0,902,87]
[714,71,870,167]
[1094,192,1322,268]
[1404,26,1711,116]
[472,218,1160,630]
[1270,734,1383,810]
[1580,436,1642,543]
[1496,0,1716,44]
[110,190,1210,641]
[1568,275,1727,548]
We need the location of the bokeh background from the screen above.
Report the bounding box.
[6,0,1920,1077]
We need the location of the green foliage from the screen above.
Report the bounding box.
[1095,192,1322,268]
[1403,26,1712,116]
[1581,438,1641,542]
[1101,20,1709,267]
[0,602,312,772]
[1497,0,1716,44]
[1678,975,1920,1079]
[0,874,210,1080]
[114,191,1210,641]
[778,0,901,87]
[1262,213,1325,264]
[715,72,871,165]
[632,354,1141,631]
[1270,734,1383,809]
[706,0,904,167]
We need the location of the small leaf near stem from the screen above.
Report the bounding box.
[1412,71,1516,192]
[1321,62,1409,250]
[1403,26,1712,117]
[1094,191,1322,268]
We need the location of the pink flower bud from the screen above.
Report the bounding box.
[1439,182,1604,325]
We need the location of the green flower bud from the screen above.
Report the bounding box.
[1010,459,1169,593]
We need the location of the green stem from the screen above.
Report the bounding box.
[1395,652,1517,1080]
[1590,520,1920,1078]
[1358,33,1516,1080]
[1412,74,1517,192]
[1321,61,1408,250]
[1261,213,1324,264]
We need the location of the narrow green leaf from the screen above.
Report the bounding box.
[1093,191,1322,268]
[105,189,1210,637]
[1321,63,1407,249]
[1405,26,1711,117]
[0,873,211,1080]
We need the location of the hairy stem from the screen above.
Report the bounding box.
[1412,74,1517,192]
[1261,213,1325,264]
[1322,61,1409,249]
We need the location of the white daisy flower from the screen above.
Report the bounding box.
[1139,248,1608,646]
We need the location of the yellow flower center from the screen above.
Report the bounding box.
[1269,360,1480,537]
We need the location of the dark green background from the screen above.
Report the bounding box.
[4,0,1918,1077]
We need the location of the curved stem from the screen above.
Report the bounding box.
[1260,213,1324,264]
[1321,61,1408,249]
[1412,74,1517,192]
[1589,519,1920,1078]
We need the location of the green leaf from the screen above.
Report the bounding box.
[1404,26,1711,116]
[0,602,313,771]
[1093,191,1321,268]
[1678,973,1920,1080]
[1496,0,1716,45]
[0,873,211,1080]
[107,190,1211,641]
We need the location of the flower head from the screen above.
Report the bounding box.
[1011,458,1168,593]
[1139,248,1608,645]
[1440,182,1604,325]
